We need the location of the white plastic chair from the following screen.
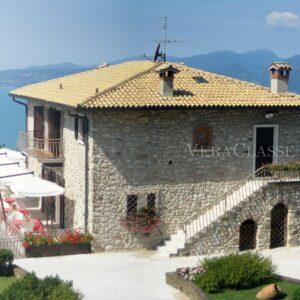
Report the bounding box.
[8,211,24,221]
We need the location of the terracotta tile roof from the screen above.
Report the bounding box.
[10,61,157,107]
[10,61,300,109]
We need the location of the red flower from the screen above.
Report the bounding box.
[121,207,160,234]
[22,241,30,249]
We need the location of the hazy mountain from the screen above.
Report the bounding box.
[0,64,91,88]
[175,49,300,93]
[26,62,85,70]
[1,49,300,93]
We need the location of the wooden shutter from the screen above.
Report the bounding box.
[74,116,78,140]
[193,124,212,148]
[82,118,88,140]
[34,106,44,139]
[48,109,61,139]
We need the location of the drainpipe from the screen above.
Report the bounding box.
[83,116,89,234]
[11,97,28,167]
[68,111,89,233]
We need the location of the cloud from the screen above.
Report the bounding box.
[266,11,300,29]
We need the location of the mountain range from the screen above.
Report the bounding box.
[1,49,300,93]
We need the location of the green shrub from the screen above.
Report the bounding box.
[267,161,300,172]
[293,287,300,300]
[0,272,82,300]
[0,249,13,276]
[194,252,277,293]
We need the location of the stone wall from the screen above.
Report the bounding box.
[90,108,300,251]
[26,100,93,230]
[25,103,300,252]
[179,182,300,256]
[63,110,95,231]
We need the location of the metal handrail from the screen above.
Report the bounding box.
[182,165,300,243]
[18,131,64,159]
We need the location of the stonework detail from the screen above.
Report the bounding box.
[25,100,94,231]
[24,102,300,253]
[179,182,300,256]
[90,108,300,251]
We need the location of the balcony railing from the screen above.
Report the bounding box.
[18,131,64,160]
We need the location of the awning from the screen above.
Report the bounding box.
[0,156,21,167]
[0,166,34,186]
[9,177,65,197]
[0,148,25,162]
[0,148,64,198]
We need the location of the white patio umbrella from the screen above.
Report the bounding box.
[9,177,65,198]
[0,166,34,186]
[0,160,65,225]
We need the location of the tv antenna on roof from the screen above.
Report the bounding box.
[153,16,185,62]
[141,16,185,63]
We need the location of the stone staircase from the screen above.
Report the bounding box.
[157,168,271,257]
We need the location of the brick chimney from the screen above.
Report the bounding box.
[268,62,292,94]
[156,64,180,97]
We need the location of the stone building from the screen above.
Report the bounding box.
[9,61,300,256]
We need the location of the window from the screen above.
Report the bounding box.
[193,76,208,84]
[239,219,257,251]
[147,193,156,209]
[75,116,88,141]
[126,195,138,216]
[193,124,213,149]
[78,118,84,141]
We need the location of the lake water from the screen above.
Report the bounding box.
[0,87,25,149]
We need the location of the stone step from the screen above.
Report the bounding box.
[156,179,267,257]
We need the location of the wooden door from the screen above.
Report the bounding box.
[33,106,44,149]
[48,109,61,157]
[34,106,44,139]
[255,127,274,170]
[41,166,56,225]
[41,165,65,228]
[48,109,61,139]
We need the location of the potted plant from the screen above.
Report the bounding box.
[267,161,300,179]
[121,207,160,234]
[23,230,93,257]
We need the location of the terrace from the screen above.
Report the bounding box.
[0,148,66,258]
[17,131,64,162]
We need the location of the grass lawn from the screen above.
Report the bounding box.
[208,281,300,300]
[0,277,17,294]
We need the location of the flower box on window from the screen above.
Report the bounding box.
[121,207,160,234]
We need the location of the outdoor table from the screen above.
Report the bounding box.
[11,218,45,232]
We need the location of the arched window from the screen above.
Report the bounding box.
[239,219,257,251]
[193,124,213,149]
[270,203,288,249]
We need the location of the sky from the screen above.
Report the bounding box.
[0,0,300,69]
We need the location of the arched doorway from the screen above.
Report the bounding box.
[239,219,257,251]
[270,203,288,249]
